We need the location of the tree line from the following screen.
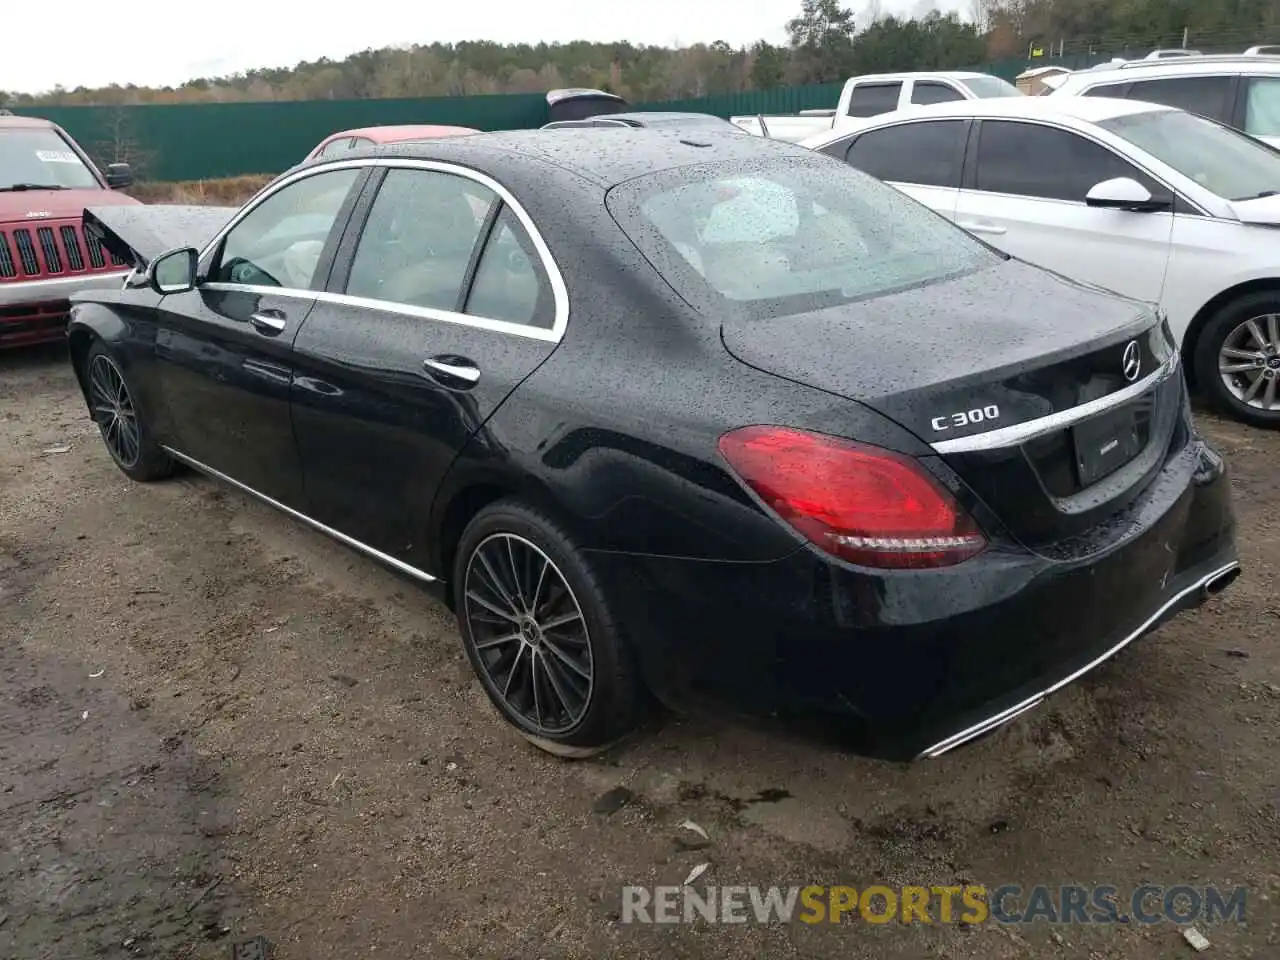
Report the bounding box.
[4,0,1278,108]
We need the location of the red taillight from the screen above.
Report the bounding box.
[717,426,987,569]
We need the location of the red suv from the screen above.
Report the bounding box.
[0,113,141,347]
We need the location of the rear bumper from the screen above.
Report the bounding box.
[587,436,1238,760]
[0,273,129,348]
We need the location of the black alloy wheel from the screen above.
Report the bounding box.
[84,342,175,481]
[453,501,646,756]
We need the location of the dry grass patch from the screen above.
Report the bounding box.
[127,175,275,206]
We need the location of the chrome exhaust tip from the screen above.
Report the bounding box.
[1202,565,1241,598]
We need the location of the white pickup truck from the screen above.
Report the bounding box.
[731,71,1024,142]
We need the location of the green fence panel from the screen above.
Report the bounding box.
[15,93,547,181]
[13,57,1103,182]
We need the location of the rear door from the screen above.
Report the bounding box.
[953,118,1174,304]
[289,162,563,567]
[842,118,970,220]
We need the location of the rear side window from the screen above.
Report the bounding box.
[1122,76,1234,121]
[973,120,1159,202]
[846,120,966,187]
[345,168,496,312]
[606,157,999,321]
[911,81,965,105]
[846,82,902,118]
[463,208,555,329]
[1082,81,1131,98]
[1243,77,1280,138]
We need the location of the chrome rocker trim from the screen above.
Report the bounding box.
[161,446,438,584]
[917,558,1241,759]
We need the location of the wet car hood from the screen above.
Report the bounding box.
[83,204,238,271]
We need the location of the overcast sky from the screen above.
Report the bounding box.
[4,0,967,94]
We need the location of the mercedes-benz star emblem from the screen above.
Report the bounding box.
[1121,341,1141,382]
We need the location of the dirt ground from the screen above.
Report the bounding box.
[2,343,1278,960]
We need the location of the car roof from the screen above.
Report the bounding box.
[0,114,56,129]
[1059,54,1280,85]
[300,127,810,188]
[800,96,1174,148]
[612,111,731,123]
[849,94,1168,127]
[324,124,479,142]
[853,70,993,82]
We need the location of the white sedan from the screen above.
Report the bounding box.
[800,96,1280,428]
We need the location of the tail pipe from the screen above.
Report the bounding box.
[1202,564,1241,599]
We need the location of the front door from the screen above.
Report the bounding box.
[289,164,562,566]
[954,118,1174,305]
[154,166,365,508]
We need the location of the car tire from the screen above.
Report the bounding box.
[1192,291,1280,429]
[452,499,646,757]
[84,341,176,482]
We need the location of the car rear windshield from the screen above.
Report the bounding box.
[962,76,1023,98]
[1097,108,1280,201]
[605,156,1000,320]
[0,128,99,190]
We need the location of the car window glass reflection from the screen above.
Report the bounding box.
[214,168,360,289]
[346,168,496,312]
[464,209,554,328]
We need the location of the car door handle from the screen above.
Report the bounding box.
[423,356,480,385]
[250,309,287,334]
[957,219,1007,235]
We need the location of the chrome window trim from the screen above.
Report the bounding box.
[931,352,1178,454]
[161,445,439,583]
[201,282,560,343]
[195,157,570,343]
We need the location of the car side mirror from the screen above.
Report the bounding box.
[148,247,198,294]
[105,162,134,189]
[1085,176,1170,212]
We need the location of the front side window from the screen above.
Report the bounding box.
[1123,75,1234,121]
[212,168,360,288]
[911,81,965,105]
[1244,77,1280,138]
[346,168,496,312]
[606,157,1000,321]
[0,127,100,190]
[1099,108,1280,201]
[973,120,1158,202]
[846,82,903,118]
[846,120,966,187]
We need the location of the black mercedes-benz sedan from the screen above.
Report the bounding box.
[66,129,1240,761]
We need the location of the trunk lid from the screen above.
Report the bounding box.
[721,259,1182,551]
